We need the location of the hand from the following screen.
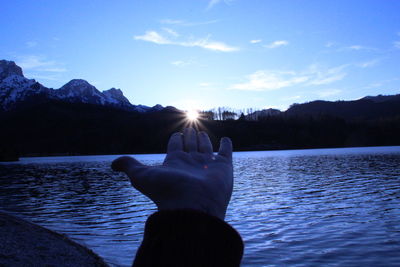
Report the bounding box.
[112,128,233,220]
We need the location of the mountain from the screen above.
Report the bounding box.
[285,95,400,120]
[0,60,23,80]
[361,94,400,103]
[0,60,162,112]
[56,79,135,110]
[0,64,51,111]
[246,108,282,120]
[3,59,400,120]
[103,88,132,107]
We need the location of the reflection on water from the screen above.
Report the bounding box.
[1,147,400,266]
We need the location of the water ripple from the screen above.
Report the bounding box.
[1,147,400,266]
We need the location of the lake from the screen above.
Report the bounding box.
[1,146,400,266]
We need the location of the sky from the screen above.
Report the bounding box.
[1,0,400,111]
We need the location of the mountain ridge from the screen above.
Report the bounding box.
[0,59,162,112]
[1,59,399,120]
[1,59,400,157]
[285,95,400,120]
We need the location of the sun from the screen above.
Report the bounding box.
[186,109,199,121]
[177,108,205,130]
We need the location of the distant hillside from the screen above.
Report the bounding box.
[245,108,282,120]
[1,99,399,157]
[1,58,400,158]
[285,95,400,120]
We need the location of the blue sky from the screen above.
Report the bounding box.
[1,0,400,111]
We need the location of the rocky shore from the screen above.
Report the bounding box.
[0,211,109,267]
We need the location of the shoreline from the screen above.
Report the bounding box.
[0,211,109,267]
[1,144,399,161]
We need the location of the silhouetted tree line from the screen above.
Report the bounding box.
[199,107,238,120]
[199,107,281,121]
[1,99,399,158]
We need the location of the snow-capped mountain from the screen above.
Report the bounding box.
[0,60,51,110]
[56,79,133,109]
[103,88,132,107]
[0,60,23,80]
[0,59,162,112]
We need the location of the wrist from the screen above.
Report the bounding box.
[134,209,243,266]
[156,198,227,220]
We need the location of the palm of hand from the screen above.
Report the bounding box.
[112,129,233,220]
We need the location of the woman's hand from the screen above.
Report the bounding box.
[112,128,233,220]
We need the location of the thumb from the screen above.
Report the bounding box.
[112,156,145,173]
[112,156,151,195]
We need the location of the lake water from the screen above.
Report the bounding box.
[1,146,400,266]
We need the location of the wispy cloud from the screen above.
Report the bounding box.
[207,0,232,10]
[171,59,195,67]
[134,30,238,52]
[162,28,179,37]
[365,82,383,89]
[25,74,60,81]
[325,42,335,48]
[160,19,184,25]
[182,38,238,52]
[26,41,38,48]
[250,39,262,44]
[17,55,55,70]
[171,60,187,67]
[393,41,400,49]
[230,64,348,91]
[357,59,379,68]
[230,70,308,91]
[15,55,66,78]
[348,45,367,50]
[39,67,67,72]
[307,64,348,85]
[207,0,221,9]
[264,40,289,49]
[134,31,171,44]
[364,78,399,89]
[325,43,379,53]
[338,45,378,52]
[160,19,219,27]
[316,89,342,98]
[199,82,212,87]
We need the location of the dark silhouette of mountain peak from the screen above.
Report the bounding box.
[104,87,123,96]
[103,88,131,106]
[60,79,97,93]
[361,94,400,103]
[0,60,24,81]
[58,79,122,106]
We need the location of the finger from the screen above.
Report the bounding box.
[167,132,183,153]
[218,137,232,161]
[183,127,197,152]
[198,131,213,154]
[111,156,145,172]
[112,156,149,188]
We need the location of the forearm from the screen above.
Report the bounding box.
[133,209,243,267]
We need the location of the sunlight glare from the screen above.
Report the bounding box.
[186,109,199,121]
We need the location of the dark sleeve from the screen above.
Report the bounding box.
[133,209,244,267]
